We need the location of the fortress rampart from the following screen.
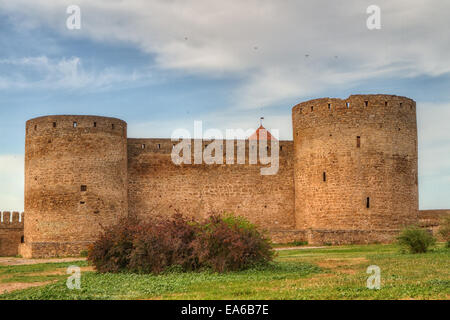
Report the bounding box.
[0,94,443,258]
[0,212,24,256]
[127,139,295,232]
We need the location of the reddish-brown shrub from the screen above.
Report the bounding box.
[128,214,199,274]
[87,215,139,273]
[88,213,274,274]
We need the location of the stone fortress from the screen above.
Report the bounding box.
[0,94,448,258]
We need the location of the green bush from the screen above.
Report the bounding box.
[438,215,450,247]
[79,250,89,257]
[397,226,436,253]
[290,241,308,246]
[193,214,274,272]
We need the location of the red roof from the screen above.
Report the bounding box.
[248,125,277,141]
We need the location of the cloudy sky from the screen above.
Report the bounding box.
[0,0,449,211]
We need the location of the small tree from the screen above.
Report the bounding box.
[397,226,436,254]
[438,215,450,248]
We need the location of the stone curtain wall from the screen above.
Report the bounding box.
[127,139,296,232]
[0,212,24,256]
[292,95,419,244]
[419,210,450,239]
[21,116,129,258]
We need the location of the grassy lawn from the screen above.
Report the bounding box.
[0,244,448,300]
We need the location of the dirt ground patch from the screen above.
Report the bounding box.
[25,266,94,277]
[316,257,369,270]
[0,281,55,295]
[274,246,326,251]
[0,257,86,266]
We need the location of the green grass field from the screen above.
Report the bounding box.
[0,243,448,300]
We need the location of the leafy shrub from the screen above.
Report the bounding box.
[128,214,199,274]
[397,226,436,253]
[88,213,274,274]
[87,215,139,273]
[193,214,274,272]
[438,215,450,247]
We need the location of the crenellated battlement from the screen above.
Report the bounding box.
[0,211,24,256]
[127,138,293,165]
[0,211,24,227]
[293,94,415,117]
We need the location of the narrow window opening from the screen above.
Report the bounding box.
[385,101,388,106]
[21,236,24,243]
[80,201,85,205]
[34,125,37,130]
[346,102,350,108]
[323,172,327,182]
[73,122,77,128]
[311,106,314,111]
[366,197,370,208]
[53,122,57,128]
[364,101,368,107]
[357,136,361,148]
[157,144,161,149]
[300,108,303,114]
[280,146,283,151]
[400,102,403,108]
[141,144,146,149]
[328,103,331,110]
[81,185,87,192]
[112,124,115,130]
[94,122,97,127]
[266,146,269,151]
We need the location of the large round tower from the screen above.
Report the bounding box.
[20,115,128,258]
[292,95,419,244]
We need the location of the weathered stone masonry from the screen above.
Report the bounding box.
[0,212,24,256]
[0,94,444,258]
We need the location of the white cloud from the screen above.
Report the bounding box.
[1,0,450,105]
[0,155,24,211]
[0,56,152,90]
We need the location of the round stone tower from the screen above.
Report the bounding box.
[292,95,419,244]
[20,115,128,258]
